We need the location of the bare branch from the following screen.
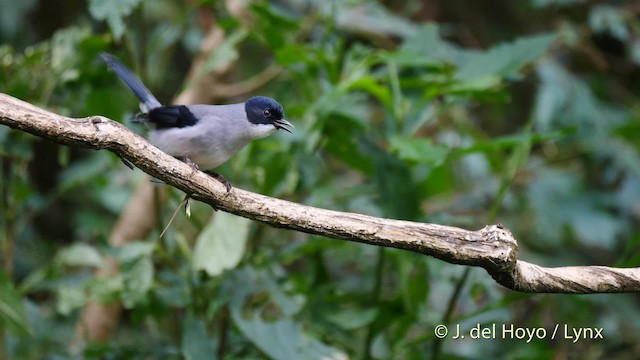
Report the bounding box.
[1,92,639,294]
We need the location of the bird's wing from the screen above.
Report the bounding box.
[146,105,200,129]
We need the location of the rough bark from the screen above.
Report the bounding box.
[1,92,639,294]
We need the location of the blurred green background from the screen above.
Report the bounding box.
[1,0,640,359]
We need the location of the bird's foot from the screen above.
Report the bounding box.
[175,157,232,193]
[177,157,200,175]
[133,113,148,123]
[205,171,233,193]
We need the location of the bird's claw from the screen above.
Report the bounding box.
[177,157,200,175]
[177,158,232,193]
[205,171,233,193]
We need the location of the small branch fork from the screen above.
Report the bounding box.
[1,93,639,294]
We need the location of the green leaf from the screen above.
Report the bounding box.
[51,26,91,79]
[448,75,502,93]
[394,253,429,314]
[389,136,450,166]
[155,271,190,307]
[56,150,112,194]
[113,241,155,263]
[192,212,251,277]
[331,2,416,39]
[456,129,571,155]
[589,5,629,41]
[182,313,216,360]
[364,139,422,220]
[250,2,299,50]
[326,307,378,330]
[56,285,87,316]
[569,208,625,247]
[88,0,141,40]
[370,333,391,360]
[190,29,247,88]
[393,24,468,66]
[348,76,393,110]
[121,257,154,308]
[227,267,345,360]
[0,0,37,40]
[534,60,626,134]
[228,267,304,317]
[457,33,556,81]
[56,243,104,268]
[276,44,312,65]
[87,276,124,304]
[231,314,345,360]
[323,121,374,174]
[527,168,625,248]
[0,270,31,335]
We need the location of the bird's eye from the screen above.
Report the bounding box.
[263,109,271,116]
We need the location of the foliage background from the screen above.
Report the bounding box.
[1,0,640,359]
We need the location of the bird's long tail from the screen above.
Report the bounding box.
[100,53,162,112]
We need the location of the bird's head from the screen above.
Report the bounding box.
[245,96,294,133]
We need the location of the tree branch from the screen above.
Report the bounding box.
[1,93,639,294]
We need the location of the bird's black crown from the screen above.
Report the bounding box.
[245,96,285,125]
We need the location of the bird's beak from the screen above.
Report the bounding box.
[274,119,294,133]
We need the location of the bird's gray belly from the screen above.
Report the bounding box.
[149,127,250,170]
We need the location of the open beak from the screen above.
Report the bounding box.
[274,119,294,133]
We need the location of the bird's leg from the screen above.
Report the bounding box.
[175,157,232,193]
[204,171,233,193]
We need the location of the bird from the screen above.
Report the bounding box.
[100,52,293,192]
